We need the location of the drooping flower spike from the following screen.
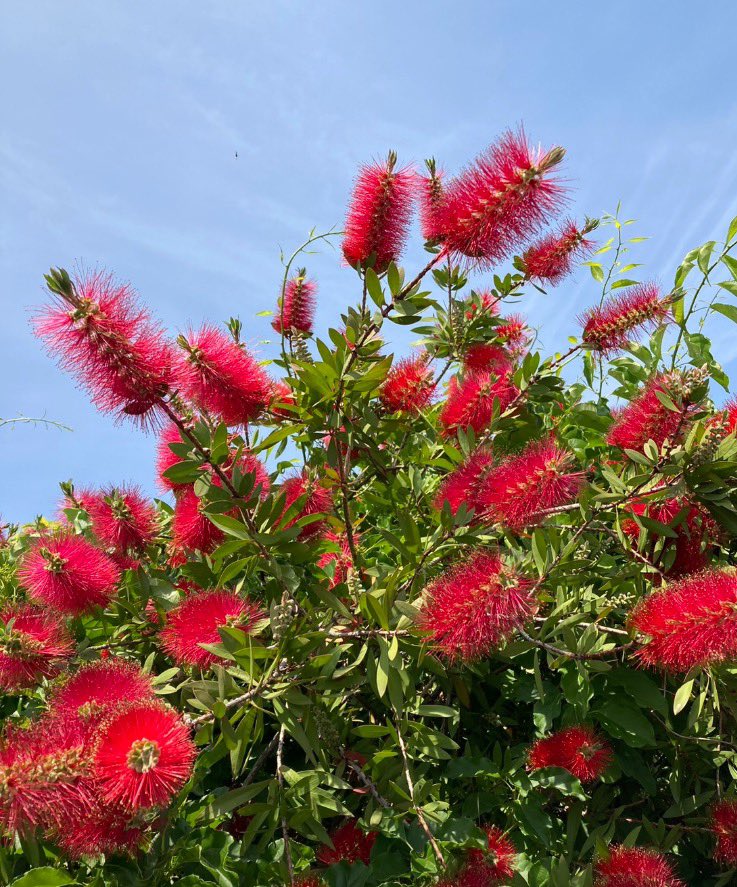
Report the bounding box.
[711,799,737,867]
[522,218,597,285]
[527,725,612,783]
[272,270,317,336]
[379,354,435,414]
[316,819,377,866]
[463,343,514,375]
[594,845,685,887]
[581,282,671,354]
[439,370,519,437]
[461,826,517,885]
[0,604,74,690]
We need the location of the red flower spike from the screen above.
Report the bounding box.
[465,290,500,320]
[607,373,696,453]
[712,799,737,866]
[273,272,317,336]
[171,485,223,555]
[160,588,264,669]
[379,354,435,414]
[86,485,158,554]
[280,471,333,540]
[342,152,417,273]
[19,533,121,615]
[494,315,531,356]
[0,604,74,690]
[55,804,145,858]
[434,447,494,517]
[269,379,297,420]
[316,819,377,866]
[318,531,356,588]
[581,282,670,353]
[439,370,519,437]
[417,550,535,662]
[522,220,594,285]
[630,568,737,672]
[594,845,685,887]
[439,130,565,266]
[49,659,154,727]
[463,343,514,375]
[419,159,446,243]
[156,422,190,492]
[93,701,195,812]
[527,725,612,783]
[457,826,517,886]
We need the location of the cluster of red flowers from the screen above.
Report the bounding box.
[0,603,73,690]
[527,725,612,783]
[439,370,519,437]
[380,354,435,414]
[712,799,737,866]
[316,819,377,866]
[580,283,670,353]
[594,845,685,887]
[437,826,517,887]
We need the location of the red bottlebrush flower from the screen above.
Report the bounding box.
[494,315,531,356]
[86,485,158,553]
[379,354,435,414]
[19,533,121,615]
[295,875,325,887]
[581,283,670,354]
[465,290,500,320]
[342,152,417,273]
[522,220,594,285]
[527,725,612,783]
[712,799,737,866]
[630,568,737,672]
[417,550,535,662]
[171,485,223,555]
[439,370,519,437]
[177,325,272,426]
[50,659,154,727]
[419,160,445,243]
[280,471,333,540]
[439,130,565,265]
[156,422,190,492]
[33,269,175,427]
[318,531,356,588]
[0,604,73,690]
[463,343,514,375]
[459,826,517,886]
[269,379,297,420]
[55,804,145,858]
[316,819,377,866]
[273,272,317,336]
[160,588,264,669]
[434,447,494,516]
[594,846,685,887]
[477,437,584,530]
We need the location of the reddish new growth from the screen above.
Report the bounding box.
[630,568,737,672]
[439,370,519,437]
[177,325,272,425]
[607,373,696,453]
[450,826,517,887]
[712,799,737,866]
[527,725,612,783]
[379,354,435,414]
[280,471,333,540]
[316,819,377,866]
[522,219,595,285]
[477,437,584,530]
[417,550,535,662]
[86,485,158,554]
[438,129,565,265]
[273,271,317,336]
[318,532,356,588]
[19,533,121,615]
[34,269,175,426]
[160,588,264,669]
[419,159,445,243]
[342,152,416,273]
[0,604,73,690]
[581,283,670,354]
[434,447,494,517]
[594,846,685,887]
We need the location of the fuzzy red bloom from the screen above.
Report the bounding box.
[280,471,333,540]
[86,485,158,554]
[269,379,297,420]
[607,374,696,453]
[316,819,377,866]
[171,485,224,554]
[417,550,534,662]
[465,290,500,319]
[177,325,272,426]
[439,130,565,265]
[527,725,612,782]
[160,589,264,669]
[463,343,514,375]
[581,283,669,354]
[19,533,121,615]
[434,448,494,516]
[156,422,190,492]
[33,269,175,427]
[457,826,517,886]
[379,354,435,414]
[712,799,737,866]
[295,875,325,887]
[55,803,145,858]
[93,701,195,811]
[477,437,583,530]
[0,604,73,690]
[494,315,531,356]
[273,273,317,336]
[594,846,685,887]
[50,659,154,727]
[630,568,737,672]
[522,220,594,285]
[439,371,519,437]
[419,164,446,243]
[318,532,356,588]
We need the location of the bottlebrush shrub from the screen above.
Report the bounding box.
[7,129,737,887]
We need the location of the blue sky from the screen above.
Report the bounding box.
[3,1,737,523]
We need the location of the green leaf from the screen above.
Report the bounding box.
[10,870,77,887]
[712,302,737,324]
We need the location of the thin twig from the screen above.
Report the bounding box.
[276,725,294,885]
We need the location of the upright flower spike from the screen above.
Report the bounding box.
[272,270,317,336]
[279,471,333,540]
[594,846,685,887]
[19,533,121,615]
[177,325,272,426]
[316,819,377,866]
[86,485,158,554]
[439,129,565,265]
[439,370,519,437]
[417,550,535,662]
[527,725,612,783]
[494,315,531,356]
[522,218,597,285]
[33,268,176,427]
[419,157,446,243]
[342,151,417,273]
[269,379,297,420]
[581,283,671,353]
[49,659,154,728]
[711,799,737,867]
[0,604,74,690]
[434,447,494,517]
[379,354,435,414]
[629,568,737,672]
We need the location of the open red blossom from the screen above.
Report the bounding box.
[317,819,377,866]
[86,485,158,553]
[594,846,685,887]
[607,373,697,453]
[434,447,494,517]
[273,272,317,336]
[522,220,594,285]
[177,325,272,426]
[34,269,176,427]
[438,130,565,266]
[527,725,612,782]
[49,659,154,727]
[439,370,519,437]
[630,568,737,672]
[419,160,446,243]
[318,531,356,588]
[156,422,191,492]
[171,485,224,555]
[417,550,535,662]
[342,152,417,273]
[269,379,297,420]
[93,701,195,811]
[280,471,333,540]
[455,826,517,887]
[494,315,531,356]
[160,588,264,669]
[712,799,737,866]
[295,875,325,887]
[477,437,584,530]
[581,283,670,353]
[463,343,514,375]
[0,604,74,690]
[379,354,435,414]
[55,803,145,858]
[19,533,121,615]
